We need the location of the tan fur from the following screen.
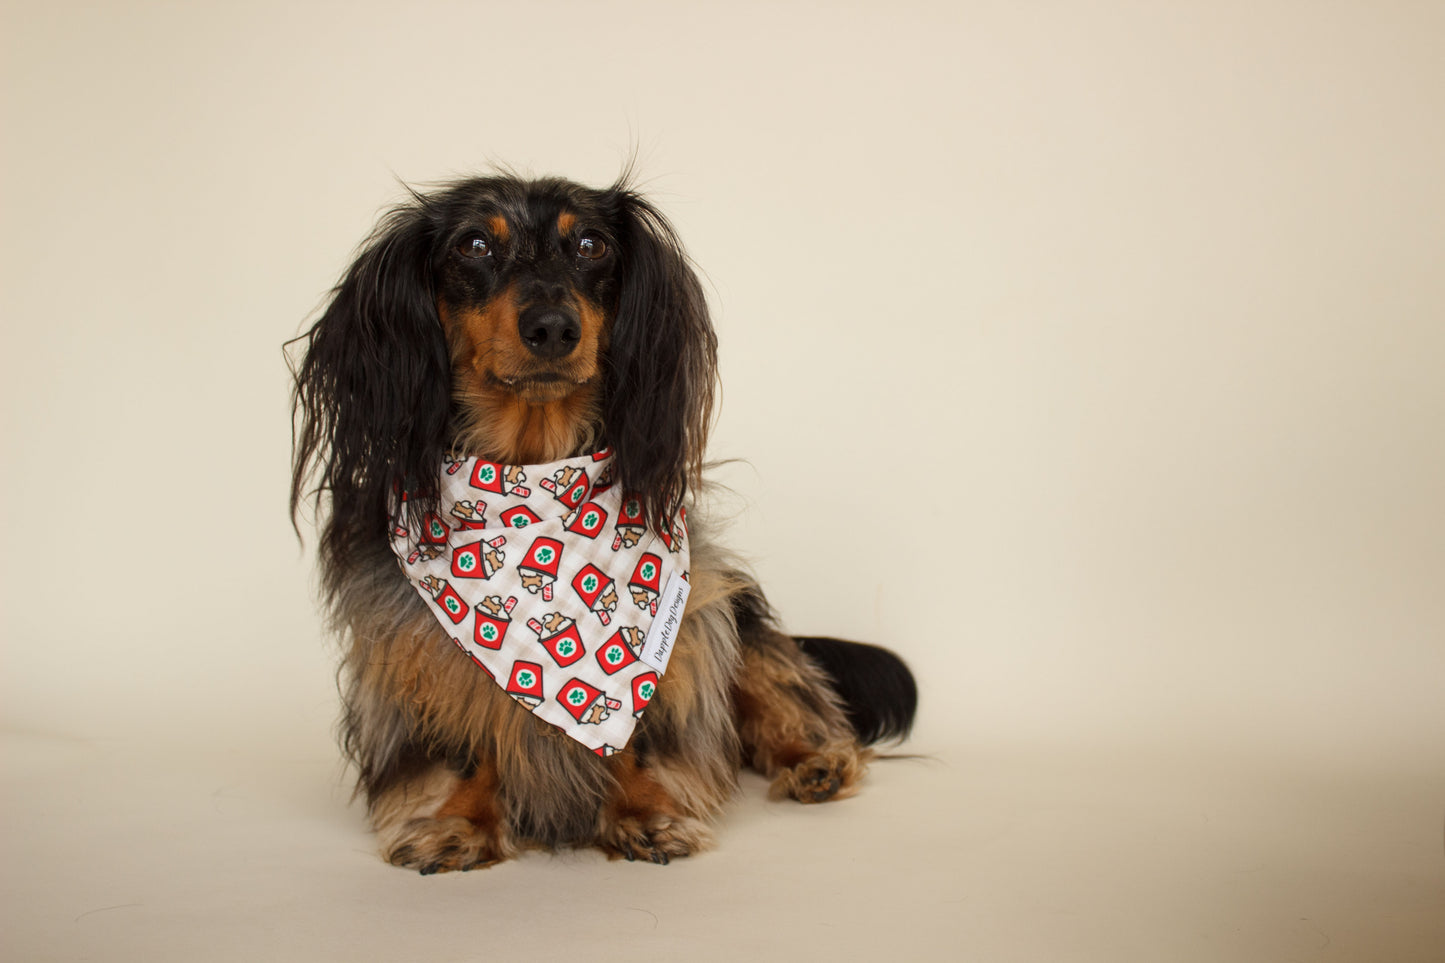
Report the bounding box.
[732,622,870,803]
[372,761,522,873]
[595,754,712,864]
[438,294,609,462]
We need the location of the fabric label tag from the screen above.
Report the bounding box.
[640,570,690,673]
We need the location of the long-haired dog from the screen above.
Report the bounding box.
[290,172,915,872]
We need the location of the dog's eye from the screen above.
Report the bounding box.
[576,234,607,260]
[456,234,491,259]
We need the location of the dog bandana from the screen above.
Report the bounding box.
[390,449,690,755]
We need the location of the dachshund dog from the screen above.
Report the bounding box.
[290,173,915,872]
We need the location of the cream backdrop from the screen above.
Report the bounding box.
[3,1,1443,960]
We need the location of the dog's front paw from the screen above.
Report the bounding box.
[595,812,712,865]
[771,746,870,804]
[383,816,514,875]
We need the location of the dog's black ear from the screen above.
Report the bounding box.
[602,188,718,531]
[289,198,450,569]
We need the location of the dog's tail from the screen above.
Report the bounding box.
[795,636,917,745]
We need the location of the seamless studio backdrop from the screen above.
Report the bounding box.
[2,2,1443,961]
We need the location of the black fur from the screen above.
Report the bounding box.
[600,189,716,534]
[795,637,918,745]
[733,584,917,746]
[289,198,452,602]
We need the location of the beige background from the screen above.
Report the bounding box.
[3,1,1442,960]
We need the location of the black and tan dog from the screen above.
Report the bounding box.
[290,172,915,872]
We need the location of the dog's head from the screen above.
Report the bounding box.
[291,174,716,563]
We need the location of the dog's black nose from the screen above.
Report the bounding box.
[517,305,581,359]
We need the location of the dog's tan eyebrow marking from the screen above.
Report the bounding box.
[556,212,576,236]
[487,216,510,242]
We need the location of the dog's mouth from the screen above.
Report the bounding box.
[486,368,595,402]
[490,371,566,386]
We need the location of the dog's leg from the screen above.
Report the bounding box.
[732,601,869,803]
[338,607,523,874]
[594,752,714,864]
[593,564,741,863]
[371,755,519,874]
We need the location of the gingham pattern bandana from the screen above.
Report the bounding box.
[390,449,689,755]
